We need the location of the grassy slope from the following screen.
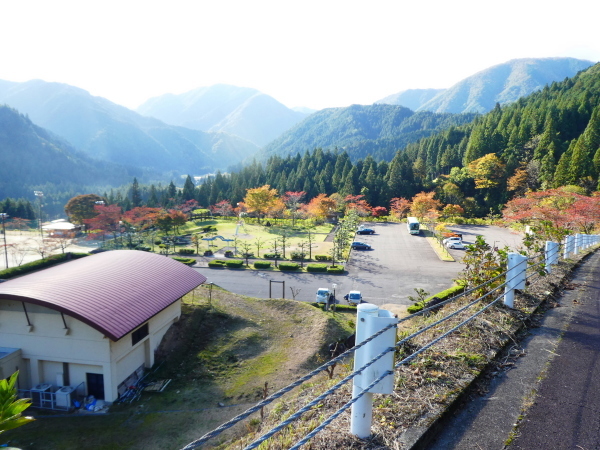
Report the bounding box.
[4,288,355,450]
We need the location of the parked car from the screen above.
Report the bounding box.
[316,288,331,303]
[356,228,375,235]
[442,236,462,246]
[351,241,372,250]
[344,290,364,306]
[447,241,466,250]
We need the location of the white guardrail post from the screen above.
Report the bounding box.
[350,303,398,438]
[575,234,582,254]
[545,241,559,273]
[564,235,574,259]
[504,253,527,308]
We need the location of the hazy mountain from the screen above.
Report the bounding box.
[0,80,259,175]
[417,57,595,113]
[137,84,308,146]
[375,88,445,110]
[0,105,131,199]
[260,104,477,162]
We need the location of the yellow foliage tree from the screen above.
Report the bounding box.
[243,185,280,223]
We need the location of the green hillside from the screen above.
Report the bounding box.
[260,103,477,162]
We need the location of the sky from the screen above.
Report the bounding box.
[1,0,599,111]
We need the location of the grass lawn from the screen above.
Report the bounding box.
[176,219,336,257]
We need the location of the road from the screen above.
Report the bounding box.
[196,223,523,306]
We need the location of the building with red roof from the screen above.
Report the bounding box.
[0,250,206,404]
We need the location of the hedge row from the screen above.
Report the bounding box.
[171,257,196,265]
[263,253,281,259]
[306,263,328,272]
[278,262,299,271]
[208,260,227,268]
[178,248,195,255]
[226,259,244,268]
[0,252,90,280]
[327,265,344,274]
[254,261,272,269]
[407,284,466,313]
[315,254,331,261]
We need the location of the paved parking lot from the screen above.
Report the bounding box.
[197,222,522,306]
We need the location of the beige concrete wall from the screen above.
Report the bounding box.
[0,298,181,402]
[0,299,110,394]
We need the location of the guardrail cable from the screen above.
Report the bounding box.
[180,322,397,450]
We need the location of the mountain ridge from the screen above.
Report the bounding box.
[136,84,308,146]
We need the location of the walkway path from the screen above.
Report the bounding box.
[427,250,600,449]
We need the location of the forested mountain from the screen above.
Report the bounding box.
[183,63,600,218]
[259,104,477,162]
[415,57,594,113]
[0,80,259,174]
[136,84,308,146]
[375,88,445,110]
[0,105,132,214]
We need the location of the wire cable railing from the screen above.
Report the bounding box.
[180,235,599,450]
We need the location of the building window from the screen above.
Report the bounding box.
[132,323,149,346]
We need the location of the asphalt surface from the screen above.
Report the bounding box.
[196,223,522,306]
[427,250,600,450]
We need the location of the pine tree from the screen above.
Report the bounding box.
[182,175,196,201]
[131,177,142,208]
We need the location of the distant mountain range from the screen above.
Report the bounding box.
[137,84,308,146]
[377,57,595,113]
[0,80,259,175]
[260,104,477,162]
[375,89,444,111]
[0,105,131,199]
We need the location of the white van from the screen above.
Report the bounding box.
[316,288,330,303]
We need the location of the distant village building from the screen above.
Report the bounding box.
[0,250,206,404]
[42,219,83,238]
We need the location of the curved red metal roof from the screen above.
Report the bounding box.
[0,250,206,341]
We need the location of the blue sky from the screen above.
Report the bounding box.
[1,0,599,110]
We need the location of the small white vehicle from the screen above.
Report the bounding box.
[316,288,331,303]
[447,241,466,250]
[344,290,363,306]
[443,236,462,246]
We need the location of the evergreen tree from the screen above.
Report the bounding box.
[182,175,196,201]
[131,177,142,208]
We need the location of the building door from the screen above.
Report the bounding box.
[86,373,105,400]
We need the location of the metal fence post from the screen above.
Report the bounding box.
[545,241,559,273]
[350,303,397,438]
[504,253,527,308]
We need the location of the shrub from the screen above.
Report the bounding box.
[315,254,331,261]
[278,262,300,271]
[290,251,306,260]
[254,261,271,269]
[208,260,227,268]
[178,248,195,255]
[202,225,217,233]
[326,265,344,274]
[136,246,151,252]
[306,263,328,272]
[263,253,281,259]
[154,240,162,245]
[0,252,90,280]
[225,259,244,268]
[171,257,196,265]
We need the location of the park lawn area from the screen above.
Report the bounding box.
[181,219,335,257]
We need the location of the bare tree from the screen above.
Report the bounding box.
[239,241,254,267]
[305,229,316,260]
[289,286,301,300]
[253,237,266,258]
[8,243,28,267]
[51,236,73,254]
